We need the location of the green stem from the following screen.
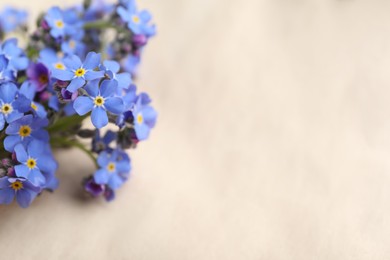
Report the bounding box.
[83,20,129,34]
[51,138,98,168]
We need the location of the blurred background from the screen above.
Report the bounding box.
[2,0,390,259]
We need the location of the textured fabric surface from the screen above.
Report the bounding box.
[1,0,390,259]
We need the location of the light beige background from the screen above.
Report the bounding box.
[1,0,390,259]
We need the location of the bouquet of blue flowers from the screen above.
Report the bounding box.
[0,0,157,208]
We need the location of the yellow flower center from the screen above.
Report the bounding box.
[94,96,105,107]
[74,68,86,77]
[26,158,37,169]
[31,103,38,111]
[137,113,143,124]
[55,20,64,28]
[1,103,12,115]
[19,125,31,137]
[54,62,65,70]
[132,15,140,24]
[11,181,23,191]
[107,162,116,172]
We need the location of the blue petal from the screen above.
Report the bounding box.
[0,177,9,188]
[97,151,110,167]
[116,160,131,173]
[0,116,5,131]
[73,96,93,115]
[0,189,14,205]
[0,82,17,103]
[84,80,99,97]
[105,97,124,115]
[51,69,73,81]
[116,73,132,89]
[37,156,57,173]
[14,164,29,178]
[6,111,23,123]
[14,143,28,162]
[83,52,101,70]
[93,169,110,184]
[91,107,108,129]
[4,135,21,152]
[100,80,118,97]
[27,140,43,158]
[28,169,45,186]
[64,55,82,70]
[16,189,32,208]
[108,174,124,190]
[67,77,85,93]
[31,129,49,142]
[134,123,150,141]
[19,81,36,100]
[142,106,158,127]
[104,60,120,73]
[85,70,104,81]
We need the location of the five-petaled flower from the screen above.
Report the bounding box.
[0,177,40,208]
[94,149,131,190]
[52,52,105,93]
[14,140,57,186]
[73,79,124,128]
[4,114,49,152]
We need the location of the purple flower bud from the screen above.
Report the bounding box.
[104,187,115,202]
[40,19,49,30]
[84,177,105,197]
[7,167,15,177]
[61,88,78,101]
[132,34,148,48]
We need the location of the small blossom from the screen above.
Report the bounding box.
[93,149,131,190]
[14,140,57,186]
[4,114,49,152]
[0,7,28,33]
[0,177,40,208]
[52,52,105,93]
[73,79,124,128]
[132,93,157,141]
[117,0,156,37]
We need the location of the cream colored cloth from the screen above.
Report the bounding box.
[0,0,389,259]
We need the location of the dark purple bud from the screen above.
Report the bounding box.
[132,34,148,48]
[7,167,15,177]
[104,187,115,202]
[1,158,11,167]
[61,88,78,101]
[40,19,50,30]
[84,177,105,197]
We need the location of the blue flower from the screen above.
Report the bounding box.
[132,93,157,141]
[73,79,124,128]
[39,48,66,71]
[0,177,40,208]
[18,81,48,118]
[0,82,26,130]
[92,129,117,153]
[4,114,49,152]
[44,7,81,39]
[0,38,28,71]
[93,149,131,190]
[101,60,132,91]
[122,54,140,76]
[117,0,156,36]
[51,52,105,93]
[0,55,14,82]
[0,7,28,33]
[61,39,86,58]
[14,140,56,186]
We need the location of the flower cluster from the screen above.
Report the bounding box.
[0,0,157,208]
